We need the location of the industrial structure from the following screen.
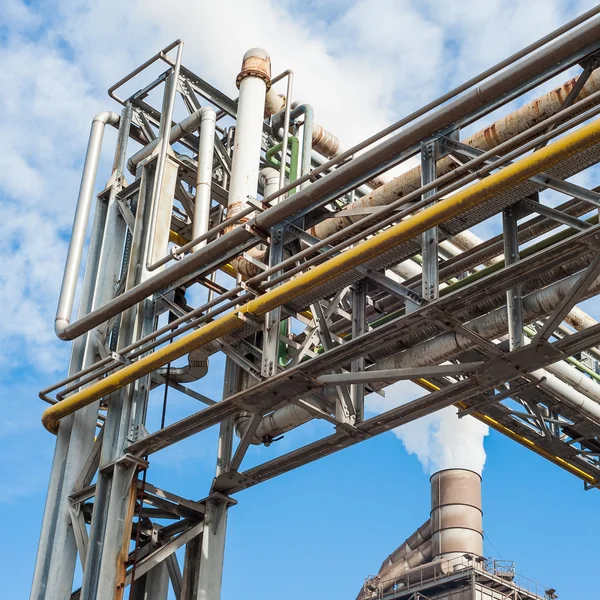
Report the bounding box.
[359,469,554,600]
[30,6,600,599]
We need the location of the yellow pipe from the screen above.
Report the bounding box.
[168,230,189,247]
[42,118,600,433]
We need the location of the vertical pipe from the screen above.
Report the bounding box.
[31,106,129,600]
[227,48,271,222]
[144,41,183,270]
[277,72,294,191]
[193,107,217,251]
[31,197,109,600]
[260,167,284,378]
[54,111,119,337]
[290,103,314,189]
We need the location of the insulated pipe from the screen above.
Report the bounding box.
[227,167,278,282]
[311,69,600,240]
[54,21,600,343]
[431,228,596,330]
[384,520,432,567]
[264,88,285,116]
[54,111,120,338]
[430,469,483,562]
[260,167,280,197]
[234,400,326,445]
[375,271,600,424]
[193,107,217,251]
[228,48,271,277]
[42,117,600,431]
[228,48,271,220]
[156,348,208,383]
[272,105,390,190]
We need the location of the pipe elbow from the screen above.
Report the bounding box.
[265,88,286,117]
[200,106,216,122]
[157,348,209,384]
[126,156,137,175]
[93,111,120,127]
[42,408,59,434]
[259,167,280,188]
[54,317,71,340]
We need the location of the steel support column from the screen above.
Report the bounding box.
[182,358,239,600]
[81,142,162,600]
[31,106,132,600]
[351,281,366,422]
[421,141,438,301]
[262,226,284,377]
[503,204,524,350]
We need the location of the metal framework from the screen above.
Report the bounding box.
[31,9,600,600]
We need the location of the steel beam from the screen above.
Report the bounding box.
[503,204,524,350]
[534,254,600,341]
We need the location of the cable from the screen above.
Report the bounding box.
[484,531,503,559]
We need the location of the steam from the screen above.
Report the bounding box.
[366,379,489,475]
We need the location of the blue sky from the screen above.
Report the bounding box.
[2,0,600,598]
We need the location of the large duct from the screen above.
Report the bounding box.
[430,469,483,562]
[310,69,600,241]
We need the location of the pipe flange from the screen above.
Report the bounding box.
[236,47,271,90]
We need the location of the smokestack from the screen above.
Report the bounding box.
[430,469,483,563]
[359,469,484,598]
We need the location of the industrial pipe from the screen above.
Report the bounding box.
[311,69,600,240]
[54,20,600,343]
[127,106,216,175]
[41,117,600,432]
[375,271,600,424]
[234,398,329,445]
[193,107,217,251]
[228,48,271,278]
[156,347,208,384]
[272,103,389,190]
[54,111,120,338]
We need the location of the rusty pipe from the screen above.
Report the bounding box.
[311,68,600,241]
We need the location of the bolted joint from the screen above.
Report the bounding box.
[236,47,271,90]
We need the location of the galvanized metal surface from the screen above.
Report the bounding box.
[31,15,600,600]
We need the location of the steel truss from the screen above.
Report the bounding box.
[31,11,600,600]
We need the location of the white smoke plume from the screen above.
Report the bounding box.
[366,379,489,475]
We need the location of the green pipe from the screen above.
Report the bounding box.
[265,136,299,195]
[523,324,600,382]
[285,208,599,369]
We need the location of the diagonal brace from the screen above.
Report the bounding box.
[534,254,600,341]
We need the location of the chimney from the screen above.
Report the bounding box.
[359,469,483,598]
[430,468,483,562]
